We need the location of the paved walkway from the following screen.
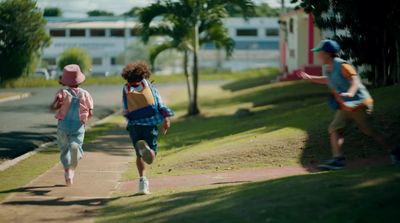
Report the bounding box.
[0,128,133,223]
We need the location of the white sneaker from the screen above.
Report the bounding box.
[138,177,150,195]
[136,140,154,165]
[64,169,73,186]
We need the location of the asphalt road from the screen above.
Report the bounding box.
[0,83,183,162]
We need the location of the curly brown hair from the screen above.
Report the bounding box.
[121,61,151,83]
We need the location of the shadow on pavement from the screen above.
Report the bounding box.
[0,131,56,160]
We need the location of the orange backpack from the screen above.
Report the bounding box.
[124,80,157,120]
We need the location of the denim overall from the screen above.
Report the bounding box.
[57,89,85,169]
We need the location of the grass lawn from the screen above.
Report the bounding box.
[0,67,278,88]
[107,71,400,222]
[124,74,400,179]
[98,166,400,223]
[0,116,123,202]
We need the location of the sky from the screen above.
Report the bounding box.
[36,0,296,17]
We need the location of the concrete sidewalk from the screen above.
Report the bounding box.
[0,92,31,104]
[0,127,134,223]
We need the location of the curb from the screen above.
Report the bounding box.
[0,109,122,172]
[0,93,31,104]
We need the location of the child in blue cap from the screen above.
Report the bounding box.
[300,39,399,170]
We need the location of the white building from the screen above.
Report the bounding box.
[43,17,279,75]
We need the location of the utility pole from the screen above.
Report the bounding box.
[124,15,128,64]
[281,0,286,14]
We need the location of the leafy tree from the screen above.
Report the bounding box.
[123,7,143,17]
[87,10,114,17]
[44,7,62,17]
[0,0,50,83]
[226,2,278,17]
[139,0,254,115]
[292,0,400,86]
[255,3,280,17]
[58,48,92,74]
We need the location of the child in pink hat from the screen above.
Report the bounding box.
[50,64,94,186]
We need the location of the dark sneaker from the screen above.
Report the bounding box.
[136,140,154,165]
[318,157,346,170]
[390,148,400,165]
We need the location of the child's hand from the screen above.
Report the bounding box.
[162,118,170,135]
[50,97,62,112]
[299,72,312,80]
[340,92,354,98]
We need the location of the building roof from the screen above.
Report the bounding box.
[45,16,279,29]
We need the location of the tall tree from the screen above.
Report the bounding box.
[0,0,50,83]
[226,2,278,17]
[139,0,254,115]
[123,7,143,17]
[292,0,400,86]
[140,4,234,116]
[87,10,114,17]
[44,7,62,17]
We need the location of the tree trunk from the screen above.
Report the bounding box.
[188,23,200,116]
[396,37,400,84]
[374,64,379,87]
[183,50,193,111]
[382,29,388,86]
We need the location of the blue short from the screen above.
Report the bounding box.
[127,125,158,157]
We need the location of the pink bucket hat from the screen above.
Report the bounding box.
[61,64,86,86]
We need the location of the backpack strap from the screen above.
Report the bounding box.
[146,80,159,109]
[65,88,82,99]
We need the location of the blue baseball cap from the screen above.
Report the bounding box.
[311,40,340,53]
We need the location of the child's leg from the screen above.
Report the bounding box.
[57,129,71,169]
[328,111,348,157]
[136,157,146,177]
[330,130,345,157]
[70,127,85,169]
[128,125,145,176]
[58,129,74,185]
[351,109,392,151]
[143,126,158,158]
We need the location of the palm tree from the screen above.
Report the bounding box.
[139,0,255,115]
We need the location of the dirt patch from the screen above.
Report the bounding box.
[155,134,306,175]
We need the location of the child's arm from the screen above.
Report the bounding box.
[50,91,63,112]
[86,91,94,117]
[339,64,359,98]
[162,117,171,135]
[152,85,174,135]
[122,86,129,116]
[50,98,60,112]
[299,72,328,85]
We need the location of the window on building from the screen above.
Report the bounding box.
[49,29,66,37]
[43,58,57,66]
[110,29,125,37]
[289,18,294,33]
[266,28,279,36]
[130,28,139,36]
[70,29,86,37]
[236,29,258,37]
[90,29,106,37]
[289,49,295,58]
[92,58,102,65]
[110,57,116,65]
